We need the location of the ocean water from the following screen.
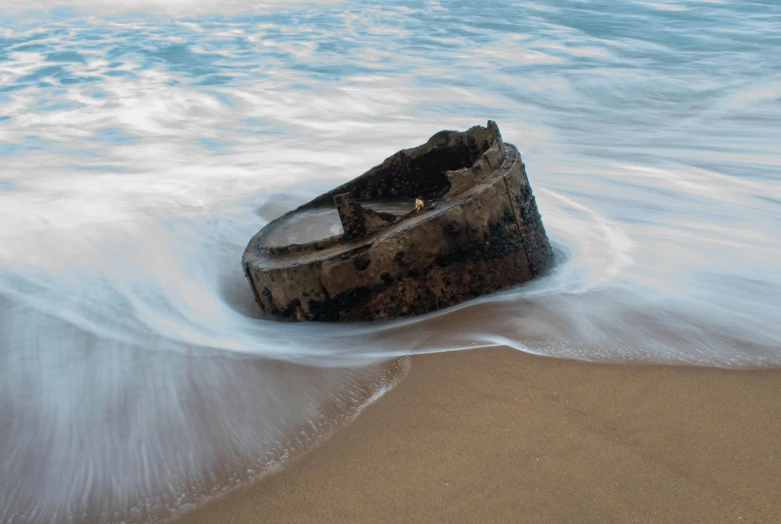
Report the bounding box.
[1,0,780,521]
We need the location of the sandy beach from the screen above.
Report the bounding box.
[178,348,781,523]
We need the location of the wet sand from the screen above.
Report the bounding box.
[179,348,781,523]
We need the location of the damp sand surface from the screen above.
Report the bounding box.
[178,347,781,523]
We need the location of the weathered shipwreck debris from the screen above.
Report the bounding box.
[243,121,554,322]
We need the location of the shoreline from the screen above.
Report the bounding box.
[177,348,781,523]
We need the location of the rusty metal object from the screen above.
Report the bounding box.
[243,121,554,322]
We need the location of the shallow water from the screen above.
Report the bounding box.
[263,200,413,246]
[1,0,780,521]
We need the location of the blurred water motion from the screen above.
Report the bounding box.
[1,0,780,521]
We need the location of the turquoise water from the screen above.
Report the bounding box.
[1,1,780,521]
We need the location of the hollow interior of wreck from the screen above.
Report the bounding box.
[260,126,500,249]
[262,201,415,248]
[308,127,499,206]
